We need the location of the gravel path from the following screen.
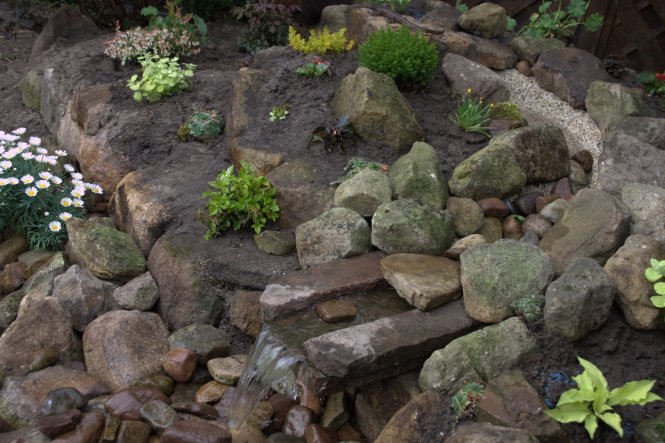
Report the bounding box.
[497,69,602,182]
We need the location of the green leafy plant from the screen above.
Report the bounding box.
[507,17,517,31]
[455,1,468,13]
[296,57,331,78]
[233,0,299,53]
[0,129,103,250]
[128,55,195,103]
[178,111,224,141]
[645,258,665,314]
[141,0,207,43]
[330,157,389,185]
[311,116,354,152]
[288,26,354,54]
[545,357,662,439]
[358,26,439,88]
[202,163,279,237]
[269,104,289,122]
[519,0,604,39]
[451,381,485,421]
[639,72,665,107]
[451,88,492,137]
[511,294,544,322]
[489,101,524,121]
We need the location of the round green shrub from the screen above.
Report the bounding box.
[358,26,439,87]
[489,102,524,121]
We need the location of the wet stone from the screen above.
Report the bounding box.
[550,177,573,199]
[168,324,230,365]
[40,387,87,417]
[320,392,347,431]
[131,375,175,397]
[229,290,262,339]
[196,381,230,404]
[268,393,299,432]
[104,387,171,420]
[315,299,358,323]
[207,354,247,386]
[140,399,179,432]
[53,411,105,443]
[29,347,60,372]
[170,383,202,404]
[163,348,197,383]
[246,401,274,431]
[116,420,152,443]
[477,198,510,218]
[298,381,322,416]
[171,401,219,419]
[283,405,317,438]
[520,230,540,246]
[267,434,305,443]
[161,420,232,443]
[304,424,337,443]
[35,409,82,438]
[513,192,541,216]
[100,414,120,442]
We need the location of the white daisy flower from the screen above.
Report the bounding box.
[35,155,45,163]
[8,177,18,185]
[61,197,73,207]
[24,187,37,197]
[48,221,62,232]
[45,157,57,166]
[3,149,18,159]
[59,212,72,221]
[0,178,9,186]
[90,184,103,194]
[71,179,84,187]
[29,136,41,146]
[64,164,75,172]
[71,172,83,180]
[73,198,84,208]
[36,147,48,155]
[11,128,26,135]
[71,187,85,198]
[36,180,50,189]
[51,176,63,185]
[17,142,29,150]
[21,152,35,160]
[20,174,34,184]
[2,134,19,142]
[0,160,11,169]
[55,150,67,157]
[39,171,52,180]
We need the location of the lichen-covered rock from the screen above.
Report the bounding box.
[442,53,510,103]
[585,81,654,132]
[389,142,448,209]
[334,169,391,216]
[332,67,423,151]
[66,217,146,281]
[509,36,565,65]
[457,2,508,39]
[461,240,554,323]
[371,199,455,255]
[605,116,665,150]
[621,183,665,244]
[446,197,485,237]
[113,272,160,311]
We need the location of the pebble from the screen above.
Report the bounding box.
[116,420,152,443]
[476,198,510,218]
[513,191,541,215]
[196,380,230,404]
[163,348,198,383]
[522,214,552,238]
[207,354,247,386]
[314,299,358,323]
[283,406,317,438]
[40,387,87,416]
[35,409,81,438]
[171,401,219,419]
[304,424,337,443]
[535,194,560,214]
[572,149,593,172]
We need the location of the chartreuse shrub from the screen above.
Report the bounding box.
[519,0,603,39]
[128,55,195,103]
[358,26,438,87]
[178,111,225,141]
[645,258,665,316]
[288,26,354,54]
[0,129,103,250]
[545,357,662,439]
[489,102,524,121]
[202,163,279,238]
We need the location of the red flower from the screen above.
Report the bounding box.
[656,73,665,81]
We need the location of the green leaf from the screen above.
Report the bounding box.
[597,412,624,437]
[558,389,596,405]
[538,2,552,14]
[584,414,598,439]
[133,92,142,102]
[609,380,659,406]
[545,402,591,423]
[141,6,159,16]
[585,13,604,32]
[567,0,588,18]
[577,357,609,391]
[655,282,665,295]
[651,294,665,308]
[645,267,663,282]
[507,17,517,31]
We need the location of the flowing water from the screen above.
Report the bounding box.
[226,328,303,430]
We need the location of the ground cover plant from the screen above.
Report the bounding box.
[638,71,665,107]
[0,129,102,250]
[288,26,354,54]
[545,357,662,439]
[519,0,603,39]
[202,163,279,237]
[128,55,195,103]
[178,111,224,141]
[269,104,289,122]
[451,381,485,422]
[296,57,331,78]
[358,26,439,88]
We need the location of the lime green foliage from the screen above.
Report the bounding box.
[511,294,544,322]
[545,357,663,439]
[362,0,412,13]
[178,111,224,141]
[269,104,289,122]
[645,258,665,314]
[358,26,439,87]
[330,157,388,185]
[128,55,195,103]
[288,26,354,54]
[451,89,492,137]
[507,17,517,31]
[519,0,603,39]
[451,381,485,421]
[296,57,331,78]
[202,163,279,237]
[490,101,524,121]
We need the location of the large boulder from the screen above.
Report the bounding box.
[621,183,665,244]
[371,199,455,255]
[439,31,516,70]
[585,81,654,132]
[66,217,147,282]
[295,207,371,268]
[457,2,508,39]
[488,125,570,183]
[52,265,117,331]
[532,48,613,109]
[333,169,391,217]
[419,317,536,394]
[596,132,665,195]
[446,423,538,443]
[331,67,424,151]
[605,116,665,150]
[544,257,615,341]
[168,324,230,365]
[509,36,565,65]
[448,145,526,200]
[83,310,170,391]
[374,391,448,443]
[442,53,510,103]
[460,240,554,323]
[604,235,665,329]
[0,295,82,380]
[539,188,630,275]
[389,141,448,209]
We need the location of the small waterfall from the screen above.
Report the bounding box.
[226,328,304,430]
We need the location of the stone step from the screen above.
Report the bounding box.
[302,299,477,394]
[260,252,386,321]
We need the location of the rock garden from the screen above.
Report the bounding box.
[1,0,665,441]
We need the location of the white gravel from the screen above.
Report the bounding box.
[497,69,602,182]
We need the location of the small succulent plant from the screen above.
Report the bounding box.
[178,111,225,141]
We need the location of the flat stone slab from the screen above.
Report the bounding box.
[381,254,461,311]
[302,299,475,391]
[260,252,385,320]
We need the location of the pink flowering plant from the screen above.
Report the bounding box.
[0,129,103,250]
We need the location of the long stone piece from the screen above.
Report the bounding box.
[260,252,385,320]
[302,300,476,386]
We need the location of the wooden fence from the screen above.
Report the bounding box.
[445,0,665,72]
